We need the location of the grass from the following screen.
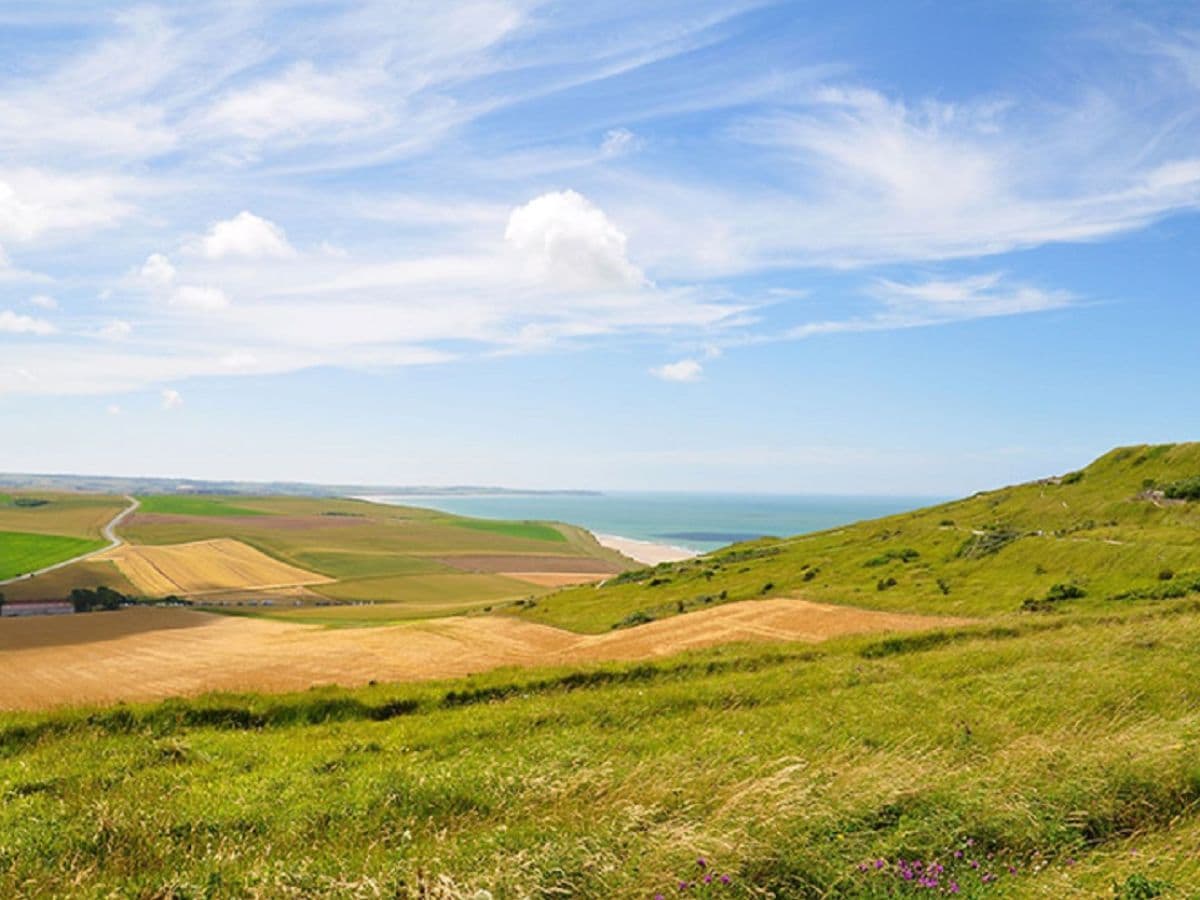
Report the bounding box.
[0,531,105,581]
[0,492,127,541]
[448,517,568,542]
[523,443,1200,632]
[136,495,269,517]
[2,603,1199,897]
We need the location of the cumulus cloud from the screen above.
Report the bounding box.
[160,388,183,410]
[651,358,703,382]
[139,252,176,287]
[198,211,295,260]
[0,310,56,335]
[505,190,646,291]
[169,285,230,311]
[28,294,58,310]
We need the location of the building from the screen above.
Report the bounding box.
[0,601,74,617]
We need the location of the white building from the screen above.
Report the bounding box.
[1,601,74,617]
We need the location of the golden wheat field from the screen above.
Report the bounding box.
[0,598,969,710]
[97,538,332,596]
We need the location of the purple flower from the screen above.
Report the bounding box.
[720,875,731,885]
[703,874,713,885]
[875,859,886,870]
[678,881,689,891]
[948,882,960,894]
[697,858,707,869]
[1008,866,1017,875]
[954,850,963,859]
[966,839,975,847]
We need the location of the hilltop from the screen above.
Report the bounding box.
[521,443,1200,631]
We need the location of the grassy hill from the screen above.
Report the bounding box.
[521,443,1200,632]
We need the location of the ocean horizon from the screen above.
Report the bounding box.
[367,491,946,553]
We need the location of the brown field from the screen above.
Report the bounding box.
[0,598,972,710]
[98,538,332,596]
[432,554,625,574]
[501,571,611,587]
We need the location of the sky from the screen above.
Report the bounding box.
[2,0,1199,495]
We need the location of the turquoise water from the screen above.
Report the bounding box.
[368,492,943,553]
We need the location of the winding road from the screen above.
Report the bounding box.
[0,496,139,588]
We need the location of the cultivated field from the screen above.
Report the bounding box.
[0,597,966,710]
[8,494,628,616]
[98,538,333,596]
[0,492,127,581]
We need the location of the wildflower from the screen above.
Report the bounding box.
[703,874,713,885]
[678,881,689,891]
[1008,866,1017,875]
[720,875,731,885]
[1066,858,1076,866]
[948,882,960,894]
[875,859,886,870]
[966,838,975,847]
[697,858,707,869]
[954,850,963,859]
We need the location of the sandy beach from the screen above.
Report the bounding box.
[595,532,698,566]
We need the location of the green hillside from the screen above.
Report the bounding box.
[522,443,1200,632]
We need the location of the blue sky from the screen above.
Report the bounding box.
[2,1,1199,494]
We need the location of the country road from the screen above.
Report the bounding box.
[0,496,139,588]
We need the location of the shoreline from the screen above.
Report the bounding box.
[593,532,699,566]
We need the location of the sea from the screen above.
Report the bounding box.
[367,492,944,554]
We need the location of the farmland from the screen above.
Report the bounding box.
[5,492,628,619]
[0,532,104,581]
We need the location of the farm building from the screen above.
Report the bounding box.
[1,601,74,618]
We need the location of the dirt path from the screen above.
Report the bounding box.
[0,495,139,588]
[0,598,972,711]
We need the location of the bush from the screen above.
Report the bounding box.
[1061,470,1085,484]
[956,528,1021,559]
[863,548,920,567]
[68,586,128,613]
[876,577,897,592]
[1158,569,1175,581]
[1163,476,1200,500]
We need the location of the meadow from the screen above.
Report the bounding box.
[1,602,1198,897]
[0,493,127,583]
[0,531,104,581]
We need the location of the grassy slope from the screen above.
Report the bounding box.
[2,605,1198,897]
[524,443,1200,632]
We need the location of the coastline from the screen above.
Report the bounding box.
[594,532,699,566]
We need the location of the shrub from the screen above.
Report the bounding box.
[956,528,1021,559]
[863,548,920,567]
[876,577,897,591]
[1163,476,1200,500]
[1158,569,1175,581]
[1061,470,1085,484]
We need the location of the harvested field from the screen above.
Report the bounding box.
[433,554,624,574]
[99,538,332,596]
[127,513,368,532]
[0,597,971,710]
[502,571,610,587]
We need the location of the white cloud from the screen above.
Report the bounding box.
[106,404,122,416]
[98,319,133,340]
[651,358,703,382]
[0,169,130,242]
[201,63,375,143]
[139,253,176,287]
[0,310,56,335]
[505,190,646,290]
[160,388,183,410]
[198,211,295,260]
[169,285,230,311]
[28,294,58,310]
[601,128,639,157]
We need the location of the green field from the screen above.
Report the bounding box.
[0,531,105,581]
[522,443,1200,632]
[449,518,568,542]
[2,603,1198,897]
[136,495,268,517]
